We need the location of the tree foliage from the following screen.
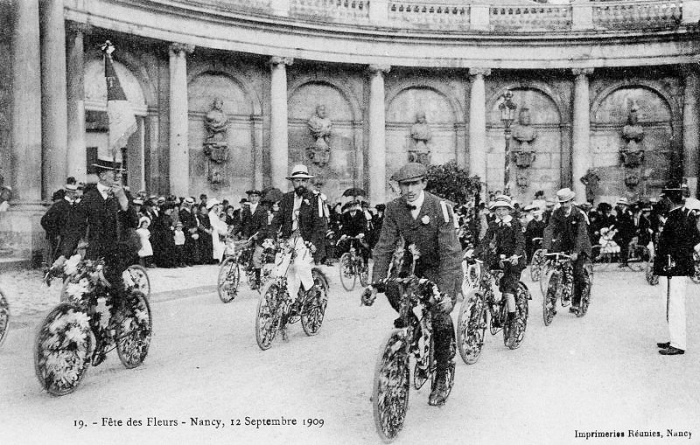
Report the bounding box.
[425,161,481,204]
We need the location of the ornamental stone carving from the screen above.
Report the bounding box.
[511,107,537,168]
[306,104,332,167]
[409,111,432,165]
[203,97,230,183]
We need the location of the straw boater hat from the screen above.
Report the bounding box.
[64,183,78,192]
[92,156,121,172]
[616,197,630,206]
[491,195,514,209]
[286,164,314,180]
[390,162,427,183]
[246,189,262,196]
[206,198,220,210]
[556,188,576,203]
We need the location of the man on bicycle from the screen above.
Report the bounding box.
[338,200,370,267]
[364,162,462,407]
[270,164,326,308]
[542,188,592,316]
[471,195,526,336]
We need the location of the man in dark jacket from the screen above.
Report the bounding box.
[179,197,198,266]
[41,183,81,262]
[614,198,636,267]
[654,183,700,355]
[543,188,592,316]
[338,200,369,264]
[365,162,462,407]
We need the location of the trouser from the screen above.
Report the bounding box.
[386,285,456,373]
[571,255,587,307]
[659,276,687,350]
[618,236,633,264]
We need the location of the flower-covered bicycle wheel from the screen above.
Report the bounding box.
[124,265,151,298]
[576,267,593,318]
[217,257,240,303]
[34,303,93,396]
[116,291,152,369]
[505,282,530,349]
[457,290,487,365]
[529,249,545,282]
[372,329,410,443]
[0,288,9,347]
[301,269,329,336]
[255,281,284,350]
[338,253,356,291]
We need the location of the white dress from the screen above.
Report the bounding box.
[208,209,229,262]
[136,228,153,257]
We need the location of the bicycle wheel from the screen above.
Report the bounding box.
[577,267,592,318]
[0,288,9,347]
[255,281,283,350]
[645,256,659,285]
[217,257,240,303]
[542,270,559,326]
[506,283,530,350]
[34,303,93,396]
[124,265,151,298]
[591,245,612,272]
[116,291,152,369]
[301,269,329,336]
[529,249,545,282]
[372,329,410,443]
[338,253,356,291]
[538,262,551,295]
[626,246,646,273]
[457,290,487,365]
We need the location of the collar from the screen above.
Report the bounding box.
[406,191,425,210]
[495,214,513,224]
[96,183,110,199]
[64,196,74,204]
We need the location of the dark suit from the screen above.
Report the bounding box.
[475,216,526,294]
[179,208,198,265]
[63,186,139,285]
[41,198,81,261]
[372,191,462,373]
[241,204,268,240]
[654,207,700,277]
[270,190,324,244]
[614,208,636,264]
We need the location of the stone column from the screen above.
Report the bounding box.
[572,68,593,201]
[168,43,194,197]
[12,0,42,202]
[468,68,490,188]
[368,64,390,205]
[66,22,90,182]
[40,0,68,199]
[683,68,700,197]
[269,56,293,191]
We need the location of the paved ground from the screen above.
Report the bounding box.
[0,264,699,445]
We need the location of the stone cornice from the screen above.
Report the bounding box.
[572,68,594,77]
[269,56,293,67]
[63,0,700,70]
[368,64,391,75]
[169,42,195,55]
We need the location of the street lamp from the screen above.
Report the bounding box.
[499,90,517,196]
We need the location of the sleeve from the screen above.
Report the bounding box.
[40,204,59,235]
[542,220,555,251]
[371,205,401,283]
[514,220,526,257]
[437,204,463,297]
[574,211,592,256]
[60,198,90,258]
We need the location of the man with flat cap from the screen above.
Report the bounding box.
[364,162,462,406]
[654,181,700,356]
[543,187,592,317]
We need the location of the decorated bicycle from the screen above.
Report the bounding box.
[254,237,329,350]
[457,255,531,365]
[217,235,275,302]
[35,254,152,396]
[541,252,592,325]
[337,234,369,291]
[59,263,150,302]
[361,242,456,443]
[0,286,9,348]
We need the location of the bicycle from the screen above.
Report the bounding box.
[337,235,369,291]
[35,257,152,396]
[217,236,256,302]
[542,252,592,325]
[0,287,9,348]
[59,263,150,302]
[529,237,545,282]
[362,275,455,443]
[255,238,329,350]
[457,256,531,365]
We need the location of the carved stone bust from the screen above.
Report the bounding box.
[307,105,332,167]
[512,108,538,151]
[409,111,432,165]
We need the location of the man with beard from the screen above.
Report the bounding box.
[363,162,462,406]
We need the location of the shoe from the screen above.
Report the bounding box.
[568,306,580,315]
[657,342,670,349]
[659,346,685,356]
[280,326,289,342]
[428,372,450,406]
[618,263,628,268]
[393,317,406,329]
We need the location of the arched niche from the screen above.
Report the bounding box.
[188,71,258,198]
[590,83,676,202]
[486,85,564,202]
[288,81,358,201]
[385,86,461,188]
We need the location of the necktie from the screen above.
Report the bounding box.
[406,204,417,211]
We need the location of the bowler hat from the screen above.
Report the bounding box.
[556,188,576,203]
[286,164,314,180]
[391,163,427,183]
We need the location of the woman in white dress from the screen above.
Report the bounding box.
[207,198,229,263]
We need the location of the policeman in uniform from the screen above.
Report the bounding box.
[365,162,462,406]
[654,181,700,355]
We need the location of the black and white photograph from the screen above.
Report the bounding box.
[1,0,699,444]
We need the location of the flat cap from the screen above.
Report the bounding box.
[390,162,427,183]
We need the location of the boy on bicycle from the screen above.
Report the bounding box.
[471,195,526,332]
[542,188,592,315]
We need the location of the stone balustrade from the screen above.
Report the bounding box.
[592,0,683,30]
[163,0,694,32]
